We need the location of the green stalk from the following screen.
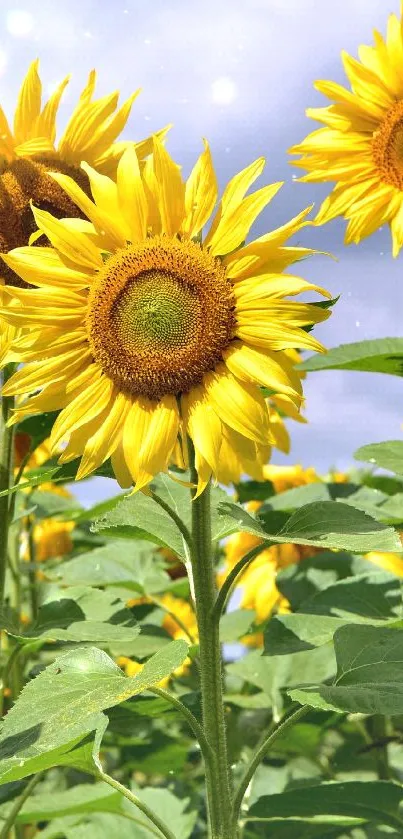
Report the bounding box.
[98,770,176,839]
[188,442,234,839]
[231,704,309,832]
[0,366,15,608]
[367,714,391,780]
[0,772,43,839]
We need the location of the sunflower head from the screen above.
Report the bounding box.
[0,60,166,289]
[289,5,403,256]
[0,137,331,494]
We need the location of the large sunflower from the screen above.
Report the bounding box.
[290,5,403,256]
[0,60,163,360]
[0,138,330,493]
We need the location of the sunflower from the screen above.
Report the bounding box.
[0,138,330,493]
[0,59,163,361]
[290,4,403,255]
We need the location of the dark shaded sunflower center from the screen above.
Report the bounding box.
[0,155,89,288]
[373,100,403,190]
[87,237,236,400]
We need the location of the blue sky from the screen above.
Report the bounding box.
[0,0,402,504]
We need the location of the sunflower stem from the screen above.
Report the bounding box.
[0,365,16,610]
[188,441,234,839]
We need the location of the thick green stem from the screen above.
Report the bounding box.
[188,444,233,839]
[367,715,391,780]
[0,367,15,608]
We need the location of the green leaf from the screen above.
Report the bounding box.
[0,640,188,784]
[16,411,59,450]
[92,474,234,558]
[246,781,403,830]
[12,587,141,646]
[220,609,255,642]
[10,784,197,839]
[355,442,403,477]
[289,624,403,715]
[276,552,380,611]
[48,540,170,595]
[28,489,82,520]
[227,646,335,719]
[218,500,401,553]
[298,338,403,377]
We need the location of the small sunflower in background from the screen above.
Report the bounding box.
[290,3,403,256]
[0,138,331,494]
[14,434,75,563]
[0,59,164,362]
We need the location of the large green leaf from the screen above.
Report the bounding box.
[276,552,374,611]
[218,500,401,553]
[298,338,403,377]
[48,540,170,595]
[28,489,82,520]
[246,781,403,830]
[289,624,403,715]
[286,556,388,607]
[227,646,335,719]
[0,641,188,784]
[9,782,196,838]
[92,474,235,558]
[220,609,255,642]
[355,442,403,477]
[9,587,140,646]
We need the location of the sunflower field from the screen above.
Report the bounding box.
[1,2,403,838]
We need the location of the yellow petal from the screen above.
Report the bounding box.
[236,322,326,353]
[234,274,331,301]
[236,300,331,327]
[153,135,185,236]
[182,385,222,474]
[14,59,42,145]
[0,105,15,159]
[58,91,119,161]
[31,205,103,269]
[207,182,283,257]
[123,394,179,490]
[77,391,130,480]
[50,371,113,450]
[224,206,313,280]
[1,246,93,289]
[204,367,270,445]
[116,145,148,241]
[2,347,89,396]
[223,342,302,401]
[182,139,218,238]
[82,90,140,164]
[51,168,127,249]
[111,442,133,488]
[35,75,70,144]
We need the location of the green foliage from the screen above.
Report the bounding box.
[355,441,403,476]
[289,624,403,715]
[298,338,403,377]
[218,499,401,552]
[0,642,188,784]
[246,781,403,830]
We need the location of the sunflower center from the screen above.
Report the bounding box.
[87,236,236,399]
[0,155,89,288]
[372,100,403,190]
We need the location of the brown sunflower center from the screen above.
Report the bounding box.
[372,100,403,190]
[87,236,236,400]
[0,155,89,288]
